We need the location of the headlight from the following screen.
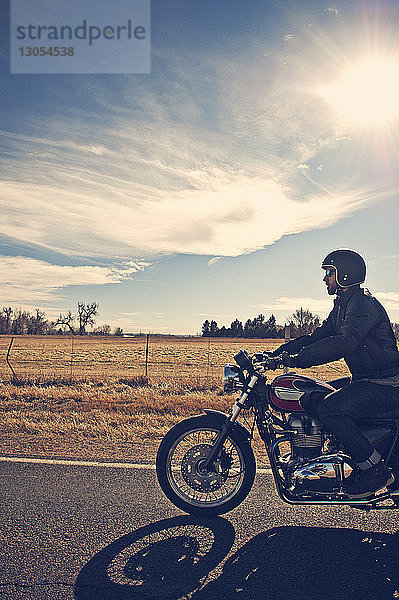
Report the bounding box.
[223,364,242,392]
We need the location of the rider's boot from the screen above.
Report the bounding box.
[344,453,394,499]
[387,471,399,494]
[387,472,399,506]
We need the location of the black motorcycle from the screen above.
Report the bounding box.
[156,349,399,516]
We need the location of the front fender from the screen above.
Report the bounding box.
[202,409,252,441]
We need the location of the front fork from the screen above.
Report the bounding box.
[202,374,259,470]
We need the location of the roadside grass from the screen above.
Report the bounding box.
[0,376,232,462]
[0,336,349,463]
[0,377,229,439]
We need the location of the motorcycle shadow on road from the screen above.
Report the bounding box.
[74,517,399,600]
[193,525,399,600]
[74,515,235,600]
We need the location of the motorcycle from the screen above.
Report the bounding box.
[156,349,399,516]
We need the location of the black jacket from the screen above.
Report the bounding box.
[278,286,399,380]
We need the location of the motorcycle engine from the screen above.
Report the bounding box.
[286,414,354,495]
[287,454,354,495]
[287,414,323,459]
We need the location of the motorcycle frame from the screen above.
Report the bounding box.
[221,368,399,510]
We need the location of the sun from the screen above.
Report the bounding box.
[318,58,399,126]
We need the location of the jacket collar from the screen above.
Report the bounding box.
[334,285,362,308]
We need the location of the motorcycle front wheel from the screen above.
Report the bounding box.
[156,414,256,516]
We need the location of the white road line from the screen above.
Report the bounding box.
[0,455,272,474]
[0,456,156,470]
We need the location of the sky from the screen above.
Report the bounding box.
[1,0,399,334]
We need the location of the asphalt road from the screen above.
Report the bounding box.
[1,459,399,600]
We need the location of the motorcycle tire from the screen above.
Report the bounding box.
[156,414,256,517]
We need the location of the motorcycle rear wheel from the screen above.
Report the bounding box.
[156,414,256,517]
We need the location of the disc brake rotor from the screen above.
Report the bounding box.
[181,444,232,492]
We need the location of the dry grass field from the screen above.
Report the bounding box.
[0,335,349,464]
[0,335,285,381]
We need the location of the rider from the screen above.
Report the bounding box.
[270,249,399,498]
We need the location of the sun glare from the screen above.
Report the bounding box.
[319,59,399,125]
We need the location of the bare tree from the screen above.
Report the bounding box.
[55,311,76,334]
[11,309,31,334]
[77,302,99,335]
[2,307,13,334]
[288,307,320,336]
[94,324,111,335]
[28,309,48,334]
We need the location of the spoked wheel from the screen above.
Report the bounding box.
[156,414,256,516]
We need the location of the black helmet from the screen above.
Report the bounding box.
[322,249,366,287]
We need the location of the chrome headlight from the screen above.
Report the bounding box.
[223,364,242,392]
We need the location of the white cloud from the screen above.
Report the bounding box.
[253,296,332,317]
[0,175,372,259]
[208,257,223,265]
[119,311,164,318]
[326,7,341,16]
[254,292,399,322]
[374,292,399,313]
[80,145,107,155]
[0,256,149,304]
[375,292,399,301]
[0,42,391,262]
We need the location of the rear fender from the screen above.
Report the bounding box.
[203,408,252,441]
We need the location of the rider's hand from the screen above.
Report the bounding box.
[266,356,282,370]
[280,351,295,367]
[267,352,298,369]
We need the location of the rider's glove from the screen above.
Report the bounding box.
[268,351,298,370]
[280,351,295,367]
[267,356,283,370]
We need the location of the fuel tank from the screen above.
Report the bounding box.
[269,373,336,412]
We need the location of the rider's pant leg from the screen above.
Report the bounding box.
[317,381,399,463]
[327,376,351,390]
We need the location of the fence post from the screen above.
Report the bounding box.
[6,337,17,380]
[206,337,211,380]
[70,336,74,379]
[145,333,150,378]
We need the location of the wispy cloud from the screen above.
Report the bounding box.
[253,296,332,317]
[254,292,399,321]
[374,292,399,313]
[0,40,392,264]
[80,145,107,155]
[0,256,149,304]
[208,257,224,266]
[0,175,374,259]
[326,7,341,16]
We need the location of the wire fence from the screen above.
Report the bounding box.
[0,334,284,384]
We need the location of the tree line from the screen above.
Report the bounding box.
[202,308,321,338]
[203,308,399,341]
[0,302,123,336]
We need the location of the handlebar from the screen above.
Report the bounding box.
[252,352,286,371]
[234,349,255,372]
[233,349,286,372]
